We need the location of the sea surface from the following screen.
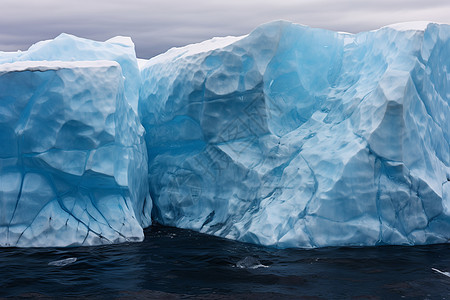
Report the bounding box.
[1,224,449,299]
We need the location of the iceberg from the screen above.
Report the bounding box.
[139,21,450,248]
[0,60,151,247]
[0,21,449,248]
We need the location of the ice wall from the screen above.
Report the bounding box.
[0,61,151,247]
[0,21,448,248]
[140,21,450,248]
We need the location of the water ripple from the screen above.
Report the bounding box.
[1,224,449,299]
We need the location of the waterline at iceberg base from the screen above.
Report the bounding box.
[0,21,449,248]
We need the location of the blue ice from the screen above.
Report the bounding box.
[1,21,449,248]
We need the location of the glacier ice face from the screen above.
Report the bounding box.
[0,21,449,249]
[139,21,450,248]
[0,60,151,247]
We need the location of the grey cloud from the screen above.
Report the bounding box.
[0,0,449,58]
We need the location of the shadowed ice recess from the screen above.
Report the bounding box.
[0,20,449,248]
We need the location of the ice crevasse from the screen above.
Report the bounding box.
[1,20,450,248]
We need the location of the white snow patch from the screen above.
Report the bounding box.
[137,58,149,70]
[382,21,436,32]
[148,35,246,65]
[106,36,135,48]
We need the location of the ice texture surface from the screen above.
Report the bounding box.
[0,60,151,247]
[140,21,450,248]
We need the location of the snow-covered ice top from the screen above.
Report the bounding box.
[148,35,245,65]
[382,21,444,31]
[0,60,119,72]
[0,33,141,112]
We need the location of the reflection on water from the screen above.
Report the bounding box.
[1,224,450,299]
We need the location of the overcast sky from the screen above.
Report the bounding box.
[1,0,449,58]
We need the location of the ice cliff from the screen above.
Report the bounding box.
[140,21,450,248]
[0,37,151,247]
[1,21,449,248]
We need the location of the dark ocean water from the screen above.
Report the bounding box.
[1,225,449,299]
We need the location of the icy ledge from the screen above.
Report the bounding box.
[0,60,119,72]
